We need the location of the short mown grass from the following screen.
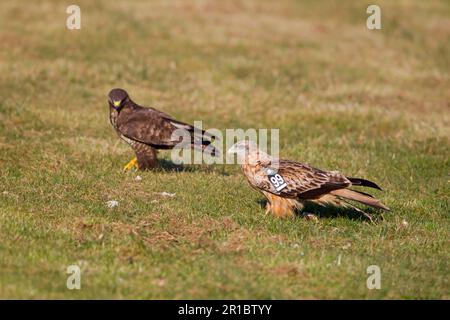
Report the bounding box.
[0,0,448,299]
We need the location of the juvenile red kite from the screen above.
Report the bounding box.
[228,140,389,221]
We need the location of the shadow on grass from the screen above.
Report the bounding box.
[154,159,230,175]
[257,199,383,222]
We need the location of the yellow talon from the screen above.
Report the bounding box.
[123,157,138,172]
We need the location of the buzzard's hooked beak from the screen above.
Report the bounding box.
[113,101,121,108]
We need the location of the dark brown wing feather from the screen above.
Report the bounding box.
[116,103,214,149]
[250,160,351,199]
[117,106,178,148]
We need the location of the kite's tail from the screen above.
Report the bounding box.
[330,189,390,211]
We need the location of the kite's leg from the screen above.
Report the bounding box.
[123,157,138,172]
[263,193,298,218]
[271,198,295,219]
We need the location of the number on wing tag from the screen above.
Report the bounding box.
[268,173,287,192]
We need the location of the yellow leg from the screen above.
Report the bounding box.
[123,157,138,172]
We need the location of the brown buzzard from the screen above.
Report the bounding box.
[108,88,218,171]
[228,140,389,221]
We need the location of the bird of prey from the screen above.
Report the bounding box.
[108,88,218,171]
[227,140,389,221]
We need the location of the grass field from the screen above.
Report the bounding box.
[0,0,449,299]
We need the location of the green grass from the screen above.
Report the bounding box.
[0,0,449,299]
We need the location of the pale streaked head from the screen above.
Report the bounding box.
[227,140,272,165]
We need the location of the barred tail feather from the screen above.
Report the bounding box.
[192,141,220,157]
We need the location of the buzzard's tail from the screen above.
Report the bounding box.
[347,177,382,190]
[172,121,217,141]
[192,139,220,157]
[182,125,220,157]
[331,189,390,211]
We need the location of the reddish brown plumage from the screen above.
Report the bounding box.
[230,141,389,220]
[330,189,389,211]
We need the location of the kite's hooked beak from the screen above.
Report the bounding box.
[113,100,121,108]
[228,141,250,156]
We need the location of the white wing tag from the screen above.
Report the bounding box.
[268,173,287,192]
